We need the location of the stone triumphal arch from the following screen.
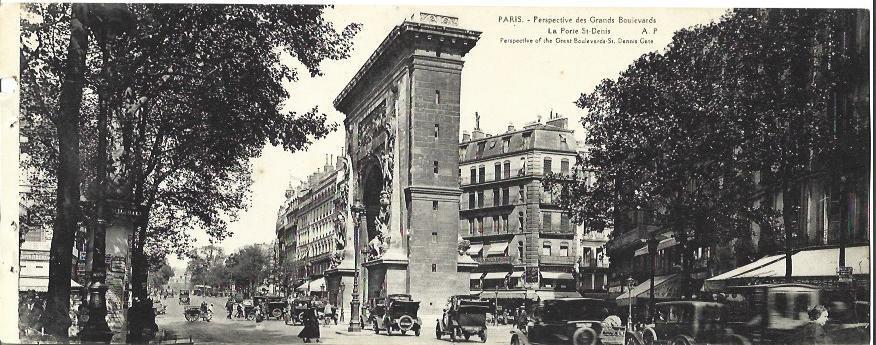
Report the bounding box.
[325,13,481,316]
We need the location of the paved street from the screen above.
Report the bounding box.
[157,296,515,344]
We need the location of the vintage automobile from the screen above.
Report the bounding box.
[184,305,213,322]
[722,283,869,345]
[242,298,256,320]
[178,289,191,305]
[372,294,423,336]
[436,295,491,342]
[635,301,749,345]
[509,298,625,345]
[264,296,288,320]
[287,298,313,325]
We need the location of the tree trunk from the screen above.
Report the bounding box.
[42,4,89,339]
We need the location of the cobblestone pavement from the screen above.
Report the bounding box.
[156,296,515,345]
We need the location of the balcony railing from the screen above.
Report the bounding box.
[540,255,576,265]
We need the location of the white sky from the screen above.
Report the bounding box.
[169,6,731,270]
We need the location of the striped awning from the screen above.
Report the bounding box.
[540,272,574,280]
[466,244,484,256]
[486,242,510,256]
[509,271,524,278]
[470,272,485,280]
[483,272,509,280]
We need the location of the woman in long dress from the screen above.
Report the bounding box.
[298,308,321,343]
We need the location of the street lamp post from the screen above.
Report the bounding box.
[626,277,635,343]
[348,200,365,332]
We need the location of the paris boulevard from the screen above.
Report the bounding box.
[157,296,512,344]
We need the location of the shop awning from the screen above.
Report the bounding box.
[19,278,82,292]
[509,271,524,278]
[535,291,582,299]
[309,277,326,292]
[634,237,677,257]
[466,244,484,256]
[486,242,510,256]
[483,272,509,280]
[705,245,870,289]
[470,272,485,280]
[615,274,682,306]
[540,272,574,280]
[702,254,785,291]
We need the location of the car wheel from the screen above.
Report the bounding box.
[436,322,442,339]
[573,327,598,345]
[480,331,487,343]
[450,328,457,342]
[643,329,657,345]
[464,334,470,341]
[271,308,283,318]
[415,328,421,337]
[510,335,521,345]
[373,321,379,334]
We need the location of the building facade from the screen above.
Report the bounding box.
[460,114,605,305]
[275,155,345,297]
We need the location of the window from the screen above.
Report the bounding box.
[519,158,527,176]
[523,132,532,148]
[518,211,525,230]
[561,159,570,176]
[502,215,509,233]
[561,213,570,232]
[476,142,486,158]
[477,191,485,208]
[493,189,500,207]
[433,161,439,174]
[433,201,439,210]
[478,166,486,183]
[469,219,475,235]
[503,161,511,179]
[435,90,440,104]
[543,212,552,232]
[517,241,524,259]
[502,187,510,205]
[495,163,501,181]
[542,242,552,256]
[469,193,476,209]
[432,263,437,272]
[434,124,439,137]
[477,217,484,234]
[544,158,552,174]
[431,232,438,243]
[492,216,499,232]
[559,243,569,257]
[519,186,525,203]
[502,137,510,153]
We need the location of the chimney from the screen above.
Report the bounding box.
[471,128,485,140]
[546,114,568,129]
[462,130,471,142]
[507,122,516,133]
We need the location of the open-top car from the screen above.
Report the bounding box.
[437,295,491,342]
[372,294,423,336]
[635,301,749,345]
[178,290,190,305]
[510,298,625,345]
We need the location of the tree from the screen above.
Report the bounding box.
[147,257,175,292]
[20,4,361,336]
[553,9,866,297]
[226,244,270,294]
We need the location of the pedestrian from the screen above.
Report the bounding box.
[298,308,321,343]
[226,298,234,319]
[798,305,829,345]
[516,307,528,331]
[323,303,333,325]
